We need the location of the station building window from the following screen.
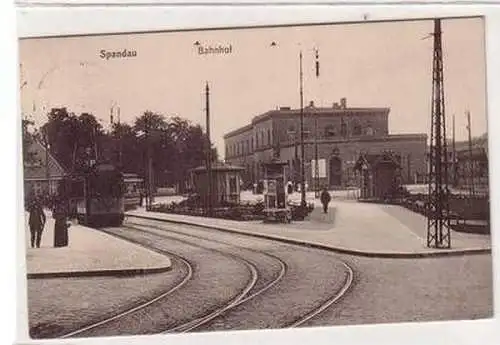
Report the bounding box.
[340,122,347,137]
[325,125,336,137]
[303,127,310,138]
[353,122,362,136]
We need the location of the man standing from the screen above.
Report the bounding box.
[28,198,46,248]
[320,187,331,214]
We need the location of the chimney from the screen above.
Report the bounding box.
[340,97,347,109]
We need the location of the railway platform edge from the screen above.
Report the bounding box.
[125,203,491,259]
[24,210,172,279]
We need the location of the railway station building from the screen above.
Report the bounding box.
[223,98,428,190]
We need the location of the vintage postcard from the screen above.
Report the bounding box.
[18,15,493,343]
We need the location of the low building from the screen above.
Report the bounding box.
[224,98,427,190]
[189,162,245,205]
[23,140,67,200]
[354,152,402,200]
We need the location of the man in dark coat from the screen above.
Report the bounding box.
[320,188,331,214]
[28,198,46,248]
[53,197,70,248]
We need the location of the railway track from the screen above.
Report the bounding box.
[112,224,288,334]
[59,218,354,337]
[59,233,194,339]
[124,219,355,331]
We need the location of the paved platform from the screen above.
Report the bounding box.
[126,200,491,258]
[24,210,172,279]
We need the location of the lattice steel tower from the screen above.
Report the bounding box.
[427,18,451,248]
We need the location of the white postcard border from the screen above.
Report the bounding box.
[9,4,500,345]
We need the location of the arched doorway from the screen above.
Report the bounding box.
[329,157,342,187]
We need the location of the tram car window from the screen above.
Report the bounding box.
[72,163,126,227]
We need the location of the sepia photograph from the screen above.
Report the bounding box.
[18,15,493,341]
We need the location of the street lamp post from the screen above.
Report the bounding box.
[314,47,320,199]
[314,115,320,198]
[299,51,306,208]
[205,82,213,217]
[44,134,50,195]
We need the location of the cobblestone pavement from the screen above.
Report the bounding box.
[27,265,185,339]
[50,219,351,338]
[124,219,350,332]
[73,225,255,337]
[122,218,492,333]
[301,253,493,327]
[28,217,493,339]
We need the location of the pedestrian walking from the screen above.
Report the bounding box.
[320,187,331,214]
[28,197,46,248]
[53,197,70,248]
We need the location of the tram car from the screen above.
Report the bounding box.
[123,173,144,210]
[67,163,126,227]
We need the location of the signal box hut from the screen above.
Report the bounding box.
[190,162,245,205]
[354,152,402,200]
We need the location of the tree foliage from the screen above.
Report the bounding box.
[30,107,217,192]
[22,118,40,166]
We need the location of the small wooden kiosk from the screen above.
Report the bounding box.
[263,157,291,223]
[190,162,245,205]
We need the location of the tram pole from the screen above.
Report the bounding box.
[205,82,213,217]
[299,51,306,208]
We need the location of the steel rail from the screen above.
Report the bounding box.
[125,220,288,332]
[116,224,260,334]
[128,217,354,330]
[59,232,194,339]
[288,260,354,327]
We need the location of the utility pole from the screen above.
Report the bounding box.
[205,82,213,217]
[299,51,306,208]
[426,18,451,249]
[44,133,50,196]
[144,120,154,209]
[314,48,320,198]
[407,153,411,184]
[466,110,475,197]
[452,113,457,186]
[314,115,319,198]
[148,143,153,208]
[118,106,123,167]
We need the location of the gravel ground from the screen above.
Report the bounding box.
[127,222,285,298]
[127,219,351,331]
[301,253,493,327]
[29,218,494,339]
[27,265,185,339]
[76,226,253,337]
[128,218,493,330]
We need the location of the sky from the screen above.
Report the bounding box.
[18,17,487,158]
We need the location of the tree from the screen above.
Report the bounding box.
[110,122,143,174]
[22,118,40,166]
[40,108,105,173]
[131,111,217,191]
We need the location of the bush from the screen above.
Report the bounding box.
[252,201,265,216]
[290,203,314,221]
